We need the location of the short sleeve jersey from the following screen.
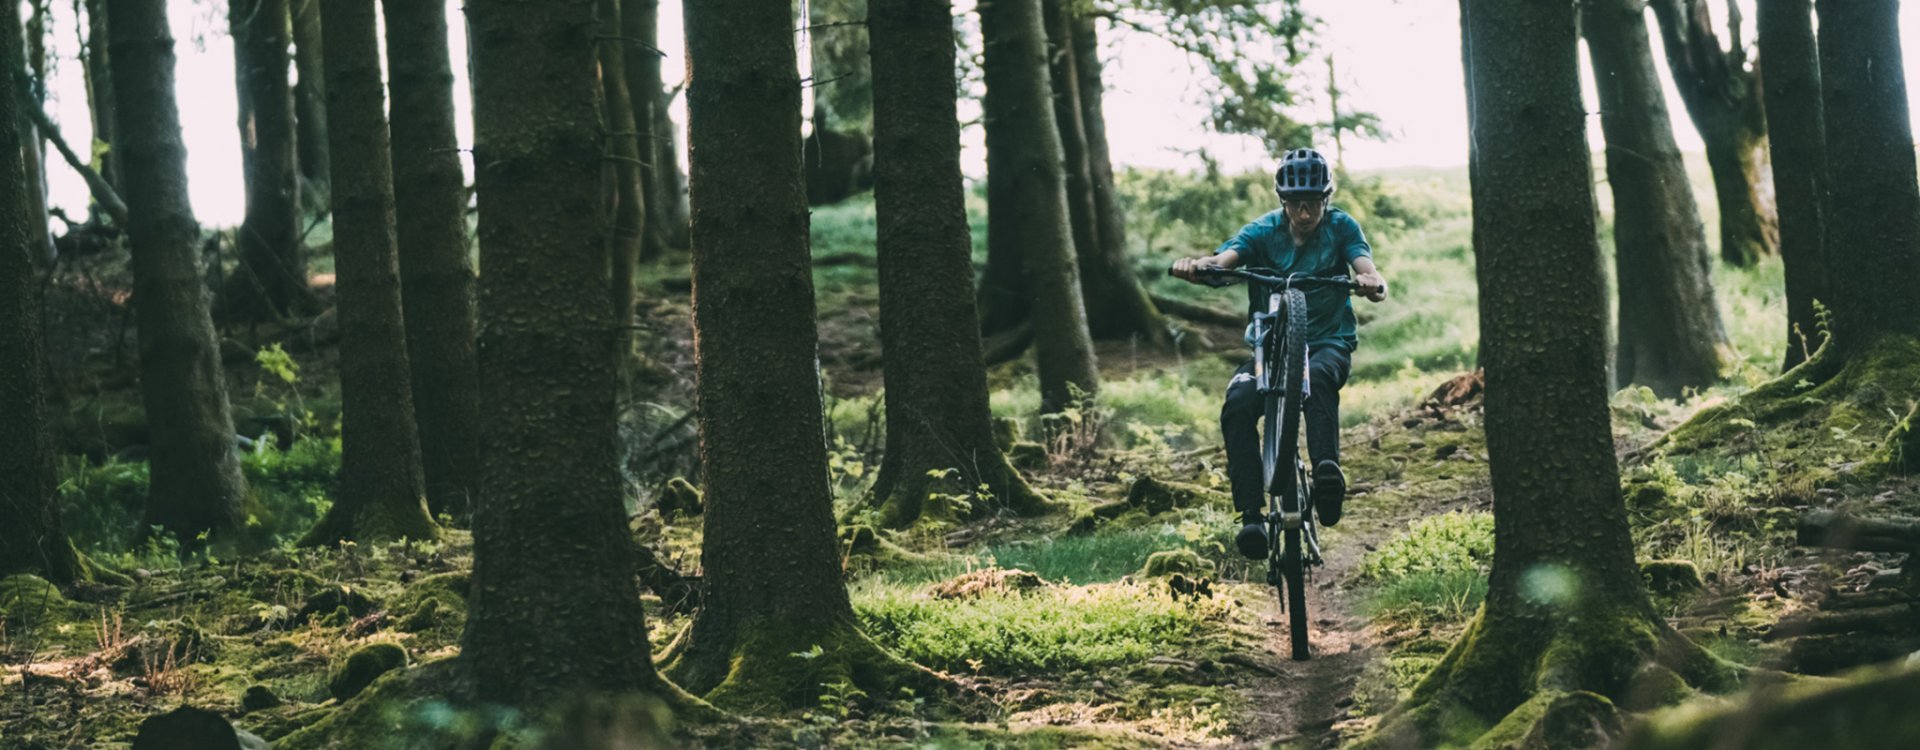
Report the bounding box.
[1215,206,1373,351]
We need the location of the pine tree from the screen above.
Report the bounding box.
[222,0,312,321]
[1756,0,1829,371]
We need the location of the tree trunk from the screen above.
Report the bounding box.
[866,0,1048,529]
[21,1,49,267]
[597,0,645,403]
[1072,14,1167,346]
[383,0,480,521]
[81,0,117,196]
[223,0,310,321]
[1650,0,1777,267]
[1814,0,1920,353]
[462,0,675,707]
[1583,0,1730,397]
[623,0,669,259]
[1367,1,1738,744]
[0,0,81,584]
[300,0,435,546]
[110,0,251,542]
[665,0,962,712]
[292,0,329,213]
[1757,0,1829,371]
[1041,0,1101,305]
[977,0,1099,412]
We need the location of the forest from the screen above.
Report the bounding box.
[2,0,1918,747]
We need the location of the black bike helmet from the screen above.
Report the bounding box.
[1274,148,1335,200]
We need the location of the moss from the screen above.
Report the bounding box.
[390,572,469,640]
[277,659,463,750]
[1140,549,1213,578]
[1008,441,1048,471]
[0,573,70,615]
[657,477,704,518]
[1616,665,1920,750]
[329,643,408,701]
[1124,476,1223,515]
[671,619,994,720]
[992,416,1024,452]
[1639,560,1703,595]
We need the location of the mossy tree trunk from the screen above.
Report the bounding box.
[300,0,435,546]
[1757,0,1829,372]
[81,0,116,196]
[1071,14,1166,346]
[383,0,480,521]
[292,0,329,213]
[1814,0,1920,354]
[0,0,82,584]
[110,0,251,542]
[665,0,967,712]
[462,0,677,707]
[1583,0,1731,397]
[978,0,1098,412]
[866,0,1047,529]
[1366,1,1739,744]
[222,0,312,322]
[1650,0,1777,267]
[596,0,645,402]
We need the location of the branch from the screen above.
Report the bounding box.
[18,86,127,226]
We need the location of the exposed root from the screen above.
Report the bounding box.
[661,619,997,720]
[864,447,1051,530]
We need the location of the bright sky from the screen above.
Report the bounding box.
[30,0,1920,227]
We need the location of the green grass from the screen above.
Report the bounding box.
[1357,511,1495,627]
[852,577,1231,675]
[877,525,1200,586]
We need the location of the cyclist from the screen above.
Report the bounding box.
[1170,148,1388,560]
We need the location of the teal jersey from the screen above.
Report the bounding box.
[1214,206,1373,351]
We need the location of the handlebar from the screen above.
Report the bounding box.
[1166,265,1363,293]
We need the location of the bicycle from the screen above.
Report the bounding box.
[1174,265,1361,661]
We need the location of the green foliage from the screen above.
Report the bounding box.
[854,579,1229,674]
[884,526,1197,586]
[1358,512,1494,627]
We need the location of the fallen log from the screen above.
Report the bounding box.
[1765,603,1920,641]
[1148,293,1243,329]
[1796,510,1920,553]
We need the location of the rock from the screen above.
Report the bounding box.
[1167,573,1214,601]
[1643,563,1704,598]
[328,643,407,701]
[656,477,704,519]
[133,706,256,750]
[295,585,378,626]
[1142,549,1214,578]
[0,574,69,618]
[1125,476,1220,515]
[241,685,283,713]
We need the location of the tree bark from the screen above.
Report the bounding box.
[1650,0,1777,267]
[301,0,435,546]
[463,0,674,706]
[1582,0,1730,397]
[1757,0,1828,371]
[1368,0,1737,744]
[110,0,251,542]
[383,0,480,521]
[1041,0,1101,304]
[223,0,310,321]
[597,0,645,402]
[866,0,1048,529]
[1072,14,1167,346]
[82,0,117,196]
[623,0,666,258]
[666,0,960,712]
[1814,0,1920,353]
[978,0,1099,412]
[21,1,50,267]
[292,0,329,213]
[0,0,81,584]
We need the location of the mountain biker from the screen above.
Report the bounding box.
[1170,148,1388,560]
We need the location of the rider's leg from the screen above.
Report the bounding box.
[1221,361,1267,558]
[1305,346,1353,525]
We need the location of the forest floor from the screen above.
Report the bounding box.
[6,170,1919,748]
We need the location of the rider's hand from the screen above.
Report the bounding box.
[1355,271,1388,302]
[1171,255,1224,282]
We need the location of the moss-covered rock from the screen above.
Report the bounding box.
[657,477,704,518]
[1008,441,1048,471]
[1124,476,1222,515]
[328,643,407,701]
[0,574,71,617]
[390,572,469,640]
[1141,549,1213,578]
[1641,560,1704,595]
[992,416,1023,453]
[242,685,284,713]
[296,584,379,626]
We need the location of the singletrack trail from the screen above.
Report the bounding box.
[1228,458,1485,749]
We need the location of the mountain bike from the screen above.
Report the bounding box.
[1179,266,1361,661]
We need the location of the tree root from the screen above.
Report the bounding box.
[1616,664,1920,750]
[863,446,1052,529]
[1356,604,1744,749]
[661,618,997,720]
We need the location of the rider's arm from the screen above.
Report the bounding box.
[1351,255,1388,302]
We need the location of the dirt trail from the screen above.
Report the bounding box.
[1229,486,1470,749]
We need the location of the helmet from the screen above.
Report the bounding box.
[1274,148,1334,199]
